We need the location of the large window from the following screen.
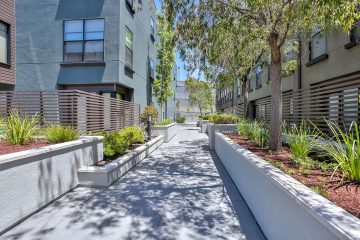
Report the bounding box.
[125,27,133,69]
[149,58,155,78]
[151,17,155,35]
[0,22,9,65]
[64,19,104,62]
[310,31,326,60]
[255,65,262,88]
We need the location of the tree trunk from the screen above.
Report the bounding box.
[160,103,163,121]
[242,77,249,119]
[268,33,282,151]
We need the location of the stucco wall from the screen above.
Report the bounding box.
[0,136,103,233]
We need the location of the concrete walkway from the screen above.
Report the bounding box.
[2,126,265,240]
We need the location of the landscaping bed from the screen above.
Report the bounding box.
[226,133,360,219]
[0,140,50,155]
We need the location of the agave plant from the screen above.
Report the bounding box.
[318,120,360,182]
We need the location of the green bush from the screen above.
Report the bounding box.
[200,115,210,120]
[118,126,145,144]
[44,125,80,143]
[284,120,319,160]
[156,118,173,126]
[317,120,360,182]
[176,117,186,123]
[4,109,39,145]
[211,114,239,124]
[93,131,130,159]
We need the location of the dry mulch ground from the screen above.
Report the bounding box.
[226,133,360,219]
[0,140,50,156]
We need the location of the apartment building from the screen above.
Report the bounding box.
[217,22,360,127]
[0,0,15,90]
[14,0,175,115]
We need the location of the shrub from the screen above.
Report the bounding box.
[44,125,80,143]
[118,126,145,144]
[200,115,210,120]
[93,131,130,159]
[140,105,159,123]
[285,120,319,161]
[318,120,360,182]
[156,118,173,126]
[211,114,239,124]
[4,109,39,145]
[176,117,186,123]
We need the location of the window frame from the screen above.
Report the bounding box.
[149,57,155,79]
[63,18,105,63]
[0,20,10,66]
[345,20,360,49]
[255,65,263,88]
[125,26,134,70]
[306,30,328,67]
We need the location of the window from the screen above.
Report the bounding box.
[0,22,9,65]
[309,31,326,60]
[149,58,155,78]
[237,80,242,97]
[256,65,262,88]
[248,73,254,91]
[126,0,133,8]
[351,20,360,43]
[64,19,104,62]
[151,17,155,36]
[125,27,133,69]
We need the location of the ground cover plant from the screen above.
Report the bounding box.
[44,125,80,143]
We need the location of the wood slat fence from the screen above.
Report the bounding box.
[255,72,360,131]
[0,90,140,133]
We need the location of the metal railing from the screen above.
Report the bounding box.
[0,90,140,133]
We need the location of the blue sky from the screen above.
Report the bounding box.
[154,0,188,81]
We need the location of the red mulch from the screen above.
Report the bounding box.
[0,140,50,156]
[226,133,360,219]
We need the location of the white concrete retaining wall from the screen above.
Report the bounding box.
[78,136,164,187]
[152,123,177,142]
[0,136,104,233]
[214,132,360,240]
[208,123,237,150]
[200,120,210,133]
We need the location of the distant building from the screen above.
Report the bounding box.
[0,0,15,90]
[175,80,202,122]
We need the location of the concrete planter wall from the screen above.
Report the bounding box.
[200,120,210,133]
[214,132,360,240]
[208,123,237,150]
[0,136,103,233]
[152,123,177,142]
[78,136,164,187]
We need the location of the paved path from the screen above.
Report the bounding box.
[2,126,265,240]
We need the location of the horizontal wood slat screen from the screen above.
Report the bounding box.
[0,90,141,133]
[252,73,360,131]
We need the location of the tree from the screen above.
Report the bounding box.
[185,77,214,116]
[153,3,176,120]
[166,0,360,150]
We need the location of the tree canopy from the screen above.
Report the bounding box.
[185,77,214,115]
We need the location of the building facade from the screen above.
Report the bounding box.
[217,23,360,128]
[14,0,174,115]
[0,0,15,90]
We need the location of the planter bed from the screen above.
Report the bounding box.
[0,140,50,155]
[78,135,164,187]
[152,123,177,143]
[215,132,360,240]
[0,136,104,233]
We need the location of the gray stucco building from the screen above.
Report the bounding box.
[15,0,174,115]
